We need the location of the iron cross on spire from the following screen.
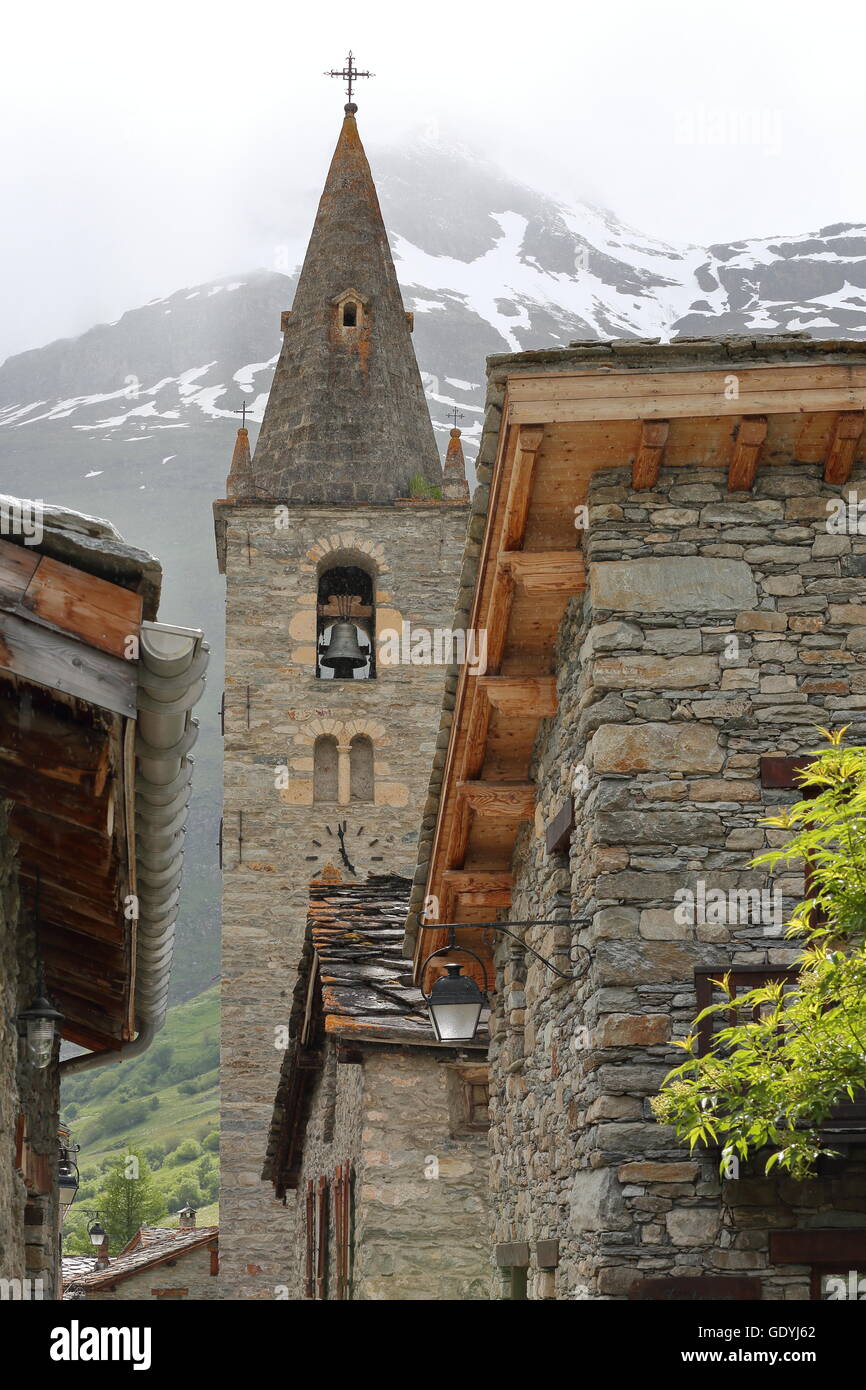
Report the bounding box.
[325,51,373,105]
[235,401,250,429]
[450,407,464,428]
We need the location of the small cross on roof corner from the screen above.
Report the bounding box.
[325,50,374,107]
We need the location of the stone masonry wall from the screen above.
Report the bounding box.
[0,803,61,1302]
[86,1244,218,1300]
[219,501,468,1298]
[492,461,866,1299]
[293,1044,489,1300]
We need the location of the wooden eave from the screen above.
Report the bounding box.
[0,538,142,1050]
[415,354,866,981]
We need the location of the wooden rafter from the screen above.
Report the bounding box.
[440,870,512,921]
[727,415,768,492]
[501,425,545,551]
[631,419,669,490]
[824,410,865,485]
[457,781,535,819]
[476,675,557,718]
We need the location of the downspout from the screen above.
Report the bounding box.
[59,621,207,1078]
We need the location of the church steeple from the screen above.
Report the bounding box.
[250,103,442,504]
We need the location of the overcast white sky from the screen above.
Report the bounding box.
[2,0,864,363]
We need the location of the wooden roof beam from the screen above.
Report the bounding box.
[476,675,557,718]
[501,425,545,551]
[457,781,535,819]
[727,415,768,491]
[497,550,585,595]
[824,410,865,485]
[440,870,512,921]
[631,420,669,490]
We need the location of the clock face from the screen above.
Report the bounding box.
[305,818,395,878]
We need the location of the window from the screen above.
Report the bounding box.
[316,563,374,681]
[342,301,357,327]
[447,1065,490,1136]
[693,967,798,1057]
[349,735,373,803]
[313,736,339,803]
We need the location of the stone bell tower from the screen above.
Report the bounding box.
[214,97,470,1298]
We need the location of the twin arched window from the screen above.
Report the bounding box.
[313,734,374,804]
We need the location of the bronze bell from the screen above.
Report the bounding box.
[320,620,367,678]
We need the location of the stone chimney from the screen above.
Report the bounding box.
[178,1205,197,1230]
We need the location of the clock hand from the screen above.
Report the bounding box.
[336,820,357,874]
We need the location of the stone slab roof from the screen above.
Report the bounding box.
[263,872,486,1194]
[63,1226,218,1294]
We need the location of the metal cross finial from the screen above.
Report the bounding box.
[235,401,249,429]
[449,406,464,429]
[325,50,373,105]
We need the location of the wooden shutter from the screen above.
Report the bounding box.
[334,1163,353,1300]
[316,1175,329,1300]
[304,1180,315,1299]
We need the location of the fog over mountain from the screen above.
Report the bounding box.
[2,138,864,996]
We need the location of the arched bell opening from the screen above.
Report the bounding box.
[316,561,375,680]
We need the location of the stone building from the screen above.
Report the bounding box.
[406,335,866,1299]
[0,498,205,1300]
[63,1213,218,1301]
[262,874,489,1300]
[214,100,470,1297]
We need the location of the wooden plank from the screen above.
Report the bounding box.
[501,426,545,552]
[631,420,669,490]
[457,781,535,819]
[483,565,515,675]
[0,708,109,791]
[0,540,39,603]
[21,553,141,659]
[759,754,815,789]
[545,797,574,855]
[770,1230,866,1264]
[8,805,115,871]
[0,611,137,716]
[477,675,557,718]
[727,415,768,491]
[509,387,866,426]
[498,550,585,595]
[441,870,512,908]
[0,761,113,832]
[630,1276,761,1301]
[508,362,866,403]
[823,410,865,484]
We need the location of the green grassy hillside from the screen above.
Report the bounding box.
[60,987,219,1250]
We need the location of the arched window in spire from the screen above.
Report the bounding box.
[349,735,374,803]
[313,735,339,803]
[316,561,375,680]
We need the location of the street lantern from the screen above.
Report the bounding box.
[425,963,486,1043]
[418,918,591,1044]
[58,1156,80,1210]
[18,993,64,1070]
[87,1219,106,1248]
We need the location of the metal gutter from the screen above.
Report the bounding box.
[60,620,207,1075]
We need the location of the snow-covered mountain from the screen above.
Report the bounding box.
[1,139,864,998]
[2,143,864,489]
